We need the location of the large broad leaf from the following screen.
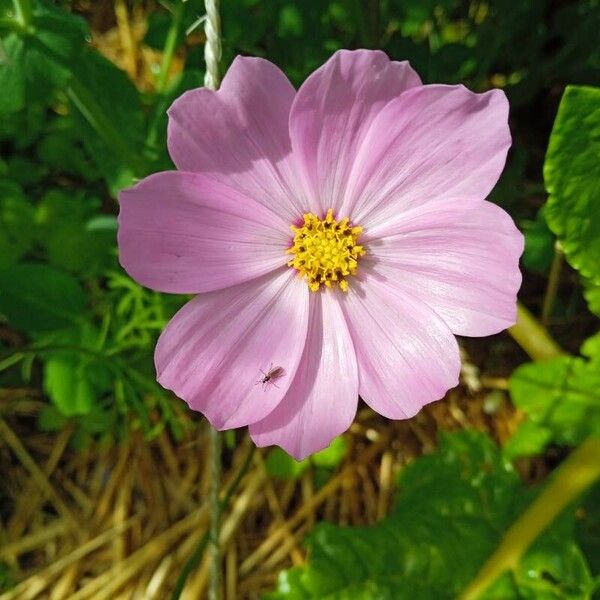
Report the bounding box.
[0,263,86,333]
[505,335,600,459]
[266,432,595,599]
[544,85,600,283]
[69,49,146,195]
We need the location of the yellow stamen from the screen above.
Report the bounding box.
[286,209,366,292]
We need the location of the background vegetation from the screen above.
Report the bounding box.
[0,0,599,598]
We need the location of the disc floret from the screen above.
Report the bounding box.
[287,209,365,292]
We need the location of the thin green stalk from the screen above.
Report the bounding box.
[509,303,565,361]
[208,424,222,600]
[171,445,256,600]
[11,0,33,28]
[541,245,564,325]
[156,1,184,93]
[459,437,600,600]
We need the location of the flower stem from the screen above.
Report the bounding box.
[459,437,600,600]
[156,0,184,93]
[171,445,255,600]
[208,424,222,600]
[508,303,565,361]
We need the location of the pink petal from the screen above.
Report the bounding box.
[342,84,510,227]
[250,292,358,460]
[342,277,460,419]
[167,56,308,221]
[289,49,421,215]
[365,199,524,336]
[118,171,290,294]
[155,269,309,429]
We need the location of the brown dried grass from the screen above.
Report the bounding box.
[0,354,519,600]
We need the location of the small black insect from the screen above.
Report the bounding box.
[256,364,285,390]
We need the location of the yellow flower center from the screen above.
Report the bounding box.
[286,209,366,292]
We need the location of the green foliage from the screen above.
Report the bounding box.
[265,448,309,480]
[265,436,348,480]
[0,180,35,267]
[0,1,87,111]
[544,85,600,284]
[505,334,600,459]
[521,207,555,274]
[266,432,595,599]
[0,263,86,332]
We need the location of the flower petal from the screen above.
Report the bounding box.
[342,277,460,419]
[118,171,290,294]
[366,199,524,336]
[155,268,309,429]
[250,292,358,460]
[167,56,306,220]
[343,84,510,227]
[289,49,421,215]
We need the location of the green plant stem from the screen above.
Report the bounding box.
[208,425,222,600]
[12,0,33,28]
[541,246,564,325]
[172,445,255,600]
[66,78,146,177]
[509,303,565,361]
[459,437,600,600]
[156,1,184,93]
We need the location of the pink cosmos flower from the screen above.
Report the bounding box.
[118,49,523,460]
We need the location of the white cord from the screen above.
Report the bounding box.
[204,0,221,90]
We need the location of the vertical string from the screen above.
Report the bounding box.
[204,4,222,599]
[204,0,222,90]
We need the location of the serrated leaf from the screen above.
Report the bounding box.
[0,263,86,333]
[544,85,600,283]
[266,432,595,599]
[508,340,600,457]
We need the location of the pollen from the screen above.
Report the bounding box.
[286,209,366,292]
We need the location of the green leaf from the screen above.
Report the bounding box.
[0,34,26,112]
[507,339,600,458]
[575,483,600,575]
[0,180,35,267]
[583,282,600,317]
[311,435,347,469]
[0,263,86,333]
[266,432,595,599]
[0,2,88,111]
[544,85,600,283]
[265,447,310,480]
[521,206,555,273]
[34,189,115,275]
[37,404,67,431]
[68,49,146,194]
[42,325,112,416]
